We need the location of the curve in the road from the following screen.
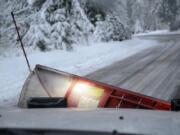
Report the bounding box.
[86,35,180,101]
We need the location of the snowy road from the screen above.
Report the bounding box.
[0,32,179,107]
[0,38,159,107]
[87,34,180,101]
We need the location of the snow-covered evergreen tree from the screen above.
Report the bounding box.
[0,0,94,54]
[0,0,180,56]
[158,0,180,31]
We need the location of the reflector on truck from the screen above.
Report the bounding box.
[18,65,171,110]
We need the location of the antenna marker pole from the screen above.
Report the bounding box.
[11,12,32,72]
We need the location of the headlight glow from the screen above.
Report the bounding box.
[73,83,88,94]
[70,82,105,108]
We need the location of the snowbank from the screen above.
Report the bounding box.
[0,38,160,107]
[134,30,180,36]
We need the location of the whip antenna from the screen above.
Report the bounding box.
[11,11,32,72]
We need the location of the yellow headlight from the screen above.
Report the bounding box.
[73,83,88,94]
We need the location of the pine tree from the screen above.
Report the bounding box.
[158,0,180,30]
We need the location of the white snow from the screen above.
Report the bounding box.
[27,0,36,5]
[134,29,180,36]
[0,38,160,107]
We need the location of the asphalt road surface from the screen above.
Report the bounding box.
[86,34,180,101]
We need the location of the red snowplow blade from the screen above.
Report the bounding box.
[18,65,171,110]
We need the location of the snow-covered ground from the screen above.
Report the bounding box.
[134,29,180,36]
[0,38,160,107]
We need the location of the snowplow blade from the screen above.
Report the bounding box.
[18,65,171,110]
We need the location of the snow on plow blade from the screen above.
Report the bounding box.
[18,65,171,110]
